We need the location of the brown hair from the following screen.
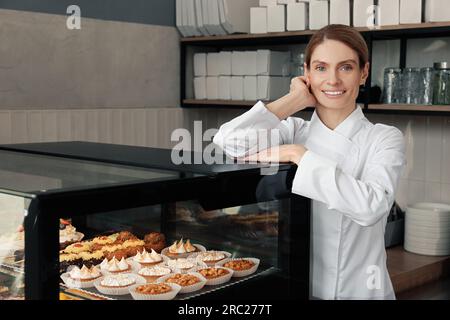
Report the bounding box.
[305,24,369,69]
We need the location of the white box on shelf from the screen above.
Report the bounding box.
[400,0,422,24]
[353,0,375,27]
[309,0,329,30]
[243,51,258,76]
[220,0,260,34]
[250,7,268,34]
[206,76,219,100]
[194,53,207,76]
[244,76,258,101]
[277,0,296,4]
[425,0,450,22]
[231,76,244,100]
[267,5,286,32]
[257,50,291,76]
[207,52,220,76]
[257,76,290,100]
[218,76,232,100]
[259,0,277,6]
[231,51,246,76]
[218,51,232,75]
[194,77,207,100]
[287,2,309,31]
[330,0,351,26]
[377,0,399,26]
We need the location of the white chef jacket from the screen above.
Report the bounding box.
[213,101,406,300]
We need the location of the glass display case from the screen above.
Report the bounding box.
[0,142,310,300]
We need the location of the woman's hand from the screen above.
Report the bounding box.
[241,144,308,165]
[267,76,317,120]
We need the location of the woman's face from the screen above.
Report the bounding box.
[305,39,369,111]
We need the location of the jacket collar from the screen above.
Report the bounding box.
[310,105,366,140]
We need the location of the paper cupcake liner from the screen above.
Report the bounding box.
[60,272,100,289]
[161,244,207,260]
[137,266,175,283]
[94,274,146,296]
[194,266,234,286]
[129,283,181,300]
[157,272,207,294]
[127,255,168,272]
[216,258,260,278]
[189,250,232,266]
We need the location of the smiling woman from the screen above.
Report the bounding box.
[213,24,407,300]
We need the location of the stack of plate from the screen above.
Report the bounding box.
[404,202,450,256]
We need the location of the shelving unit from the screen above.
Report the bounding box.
[180,22,450,115]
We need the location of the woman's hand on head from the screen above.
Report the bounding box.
[289,76,317,110]
[241,144,308,165]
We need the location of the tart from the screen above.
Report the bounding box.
[68,265,101,282]
[164,239,199,258]
[63,242,91,254]
[138,265,172,283]
[99,274,136,288]
[193,250,230,265]
[136,283,171,295]
[100,257,131,274]
[133,248,163,267]
[164,273,201,287]
[167,258,197,272]
[223,259,255,271]
[198,267,230,279]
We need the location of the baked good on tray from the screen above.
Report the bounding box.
[198,267,230,279]
[164,239,199,258]
[100,257,132,274]
[132,248,164,267]
[223,259,255,271]
[193,250,230,265]
[144,232,166,253]
[68,265,101,282]
[138,265,172,283]
[164,273,201,287]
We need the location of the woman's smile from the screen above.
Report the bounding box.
[322,90,347,99]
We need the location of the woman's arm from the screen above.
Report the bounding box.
[213,77,316,158]
[292,126,406,227]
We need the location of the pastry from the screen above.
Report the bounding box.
[68,265,101,282]
[60,253,82,273]
[59,220,83,249]
[92,235,115,246]
[223,259,255,271]
[165,239,198,258]
[104,249,129,261]
[99,274,136,288]
[164,273,200,287]
[63,242,91,254]
[198,267,230,279]
[138,265,172,283]
[194,251,228,265]
[79,251,104,268]
[144,232,166,253]
[115,231,138,243]
[133,249,163,267]
[99,257,131,273]
[167,258,196,272]
[135,283,172,295]
[121,239,145,257]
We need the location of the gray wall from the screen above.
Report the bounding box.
[0,3,179,109]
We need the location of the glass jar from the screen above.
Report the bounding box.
[401,67,421,104]
[433,62,450,105]
[419,67,434,105]
[290,52,305,77]
[382,68,402,104]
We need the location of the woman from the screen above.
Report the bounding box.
[213,24,406,300]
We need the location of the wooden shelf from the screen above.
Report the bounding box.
[368,104,450,113]
[181,21,450,44]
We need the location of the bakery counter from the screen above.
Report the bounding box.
[0,142,311,300]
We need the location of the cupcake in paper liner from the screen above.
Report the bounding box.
[190,250,232,266]
[60,265,102,289]
[166,257,207,274]
[98,256,134,275]
[137,264,174,283]
[216,258,260,278]
[94,273,146,296]
[129,282,181,300]
[161,239,206,260]
[194,266,234,286]
[157,272,207,294]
